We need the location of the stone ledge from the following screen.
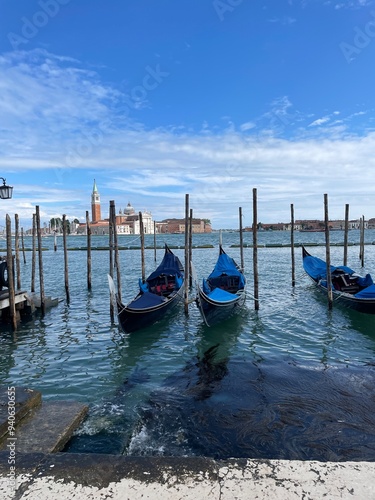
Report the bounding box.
[0,387,88,455]
[0,452,375,499]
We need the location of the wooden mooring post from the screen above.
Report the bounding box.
[239,207,244,272]
[139,211,145,283]
[359,215,365,268]
[86,211,91,291]
[252,188,259,310]
[35,206,46,316]
[184,194,190,315]
[112,201,122,303]
[291,204,295,287]
[14,214,21,290]
[343,204,349,267]
[324,194,333,310]
[153,221,157,262]
[189,208,193,287]
[62,214,70,303]
[31,214,36,293]
[108,202,115,322]
[21,227,26,264]
[6,214,17,330]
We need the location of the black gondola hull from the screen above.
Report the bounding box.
[305,275,375,314]
[118,286,185,333]
[196,288,246,327]
[194,245,247,327]
[302,246,375,315]
[114,244,185,333]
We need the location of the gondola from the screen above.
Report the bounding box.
[194,245,246,326]
[302,246,375,314]
[109,244,184,333]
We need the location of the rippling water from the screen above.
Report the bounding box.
[1,230,375,460]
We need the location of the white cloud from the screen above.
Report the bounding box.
[1,49,375,228]
[240,122,256,131]
[309,116,331,127]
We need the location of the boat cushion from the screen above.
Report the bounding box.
[208,287,237,302]
[202,278,211,295]
[357,273,373,288]
[354,284,375,299]
[128,292,167,309]
[139,278,149,293]
[175,275,183,290]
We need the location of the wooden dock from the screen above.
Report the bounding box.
[0,290,34,321]
[0,290,59,323]
[0,387,88,454]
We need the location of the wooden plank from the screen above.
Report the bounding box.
[0,291,29,310]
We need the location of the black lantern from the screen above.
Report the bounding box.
[0,178,13,199]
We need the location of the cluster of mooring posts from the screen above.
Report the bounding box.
[290,196,366,310]
[107,190,367,318]
[106,194,257,320]
[0,206,59,330]
[0,192,369,329]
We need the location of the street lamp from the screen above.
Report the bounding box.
[0,178,13,199]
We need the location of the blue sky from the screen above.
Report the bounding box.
[1,0,375,230]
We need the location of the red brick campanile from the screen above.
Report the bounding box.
[91,179,101,223]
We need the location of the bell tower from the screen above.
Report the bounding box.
[91,179,101,222]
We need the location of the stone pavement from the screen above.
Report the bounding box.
[0,452,374,499]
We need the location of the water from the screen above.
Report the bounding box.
[1,230,375,460]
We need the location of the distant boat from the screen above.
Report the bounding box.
[299,229,325,233]
[109,244,184,333]
[302,246,375,314]
[194,245,246,327]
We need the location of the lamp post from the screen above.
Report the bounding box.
[0,178,13,199]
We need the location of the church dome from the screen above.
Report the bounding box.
[124,202,135,215]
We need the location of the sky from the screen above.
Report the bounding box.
[1,0,375,230]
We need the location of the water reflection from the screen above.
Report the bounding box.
[1,234,375,459]
[126,357,375,461]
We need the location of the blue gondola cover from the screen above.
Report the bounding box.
[354,284,375,299]
[208,287,238,302]
[208,252,245,289]
[303,255,355,281]
[128,292,166,309]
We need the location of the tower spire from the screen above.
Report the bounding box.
[91,180,101,222]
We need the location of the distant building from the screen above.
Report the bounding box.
[77,181,154,235]
[91,179,101,223]
[243,218,372,232]
[348,219,368,230]
[115,202,153,234]
[156,218,212,234]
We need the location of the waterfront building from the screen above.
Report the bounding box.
[156,218,212,234]
[77,181,154,235]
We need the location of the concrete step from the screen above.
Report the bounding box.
[0,400,88,454]
[0,387,88,454]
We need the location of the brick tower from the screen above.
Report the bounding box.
[91,179,101,223]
